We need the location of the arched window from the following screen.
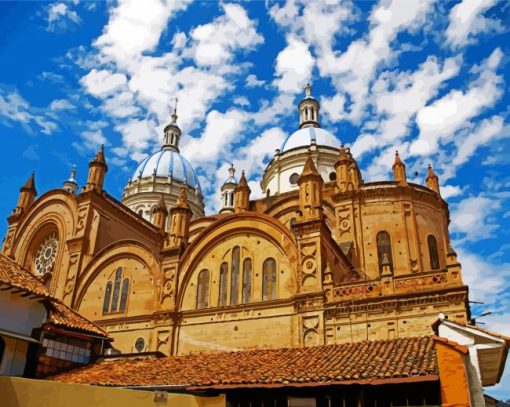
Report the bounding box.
[103,267,130,314]
[196,269,210,309]
[103,281,112,314]
[230,246,240,305]
[119,278,130,312]
[137,209,143,217]
[219,263,228,306]
[229,192,234,206]
[428,235,440,270]
[242,258,252,303]
[262,258,277,301]
[377,232,393,272]
[110,267,123,313]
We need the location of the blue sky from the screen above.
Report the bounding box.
[0,0,509,398]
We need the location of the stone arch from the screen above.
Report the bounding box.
[74,240,161,313]
[11,191,78,296]
[177,212,299,310]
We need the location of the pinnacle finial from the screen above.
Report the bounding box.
[228,163,235,178]
[171,97,178,124]
[305,83,312,97]
[176,187,190,209]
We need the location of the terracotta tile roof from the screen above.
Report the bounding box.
[52,336,438,389]
[46,301,111,339]
[0,253,51,298]
[0,253,110,340]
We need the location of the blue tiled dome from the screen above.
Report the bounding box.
[132,150,201,193]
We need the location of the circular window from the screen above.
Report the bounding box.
[289,172,299,185]
[34,233,59,276]
[135,337,145,352]
[329,172,337,181]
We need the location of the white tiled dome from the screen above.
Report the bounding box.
[281,127,341,152]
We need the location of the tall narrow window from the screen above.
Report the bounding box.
[428,235,440,270]
[197,269,210,309]
[377,232,393,273]
[219,263,228,306]
[103,281,112,314]
[111,267,123,312]
[119,278,129,312]
[230,246,240,305]
[242,258,252,303]
[262,258,277,301]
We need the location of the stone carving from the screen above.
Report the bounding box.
[337,208,351,237]
[156,330,170,353]
[63,253,80,302]
[302,315,320,347]
[300,243,317,286]
[75,206,88,233]
[161,266,176,305]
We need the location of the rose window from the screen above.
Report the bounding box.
[34,233,59,276]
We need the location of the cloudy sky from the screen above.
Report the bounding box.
[0,0,509,398]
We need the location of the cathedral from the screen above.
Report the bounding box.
[1,84,469,358]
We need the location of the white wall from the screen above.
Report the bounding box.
[0,293,47,377]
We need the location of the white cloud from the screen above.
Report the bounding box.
[410,48,503,156]
[233,96,250,107]
[80,69,128,97]
[450,195,502,242]
[245,74,265,88]
[452,115,507,168]
[49,99,75,111]
[0,89,57,135]
[190,3,263,68]
[94,0,191,69]
[318,0,435,121]
[445,0,501,48]
[181,109,248,167]
[321,93,346,122]
[274,36,314,94]
[47,2,81,32]
[440,184,462,200]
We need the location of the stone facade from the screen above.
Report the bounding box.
[1,88,469,356]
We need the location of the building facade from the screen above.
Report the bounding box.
[1,86,469,357]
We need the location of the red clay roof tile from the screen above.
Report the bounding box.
[0,253,110,339]
[51,336,438,389]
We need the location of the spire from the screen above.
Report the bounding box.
[297,153,323,221]
[426,164,440,195]
[155,195,168,214]
[335,145,362,193]
[21,171,37,194]
[300,154,320,178]
[166,187,193,249]
[162,97,181,152]
[234,171,251,212]
[15,172,37,215]
[298,83,320,129]
[63,166,78,194]
[175,187,190,209]
[392,150,407,186]
[152,195,168,233]
[84,145,108,193]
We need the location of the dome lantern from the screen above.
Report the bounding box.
[298,83,320,129]
[162,97,181,153]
